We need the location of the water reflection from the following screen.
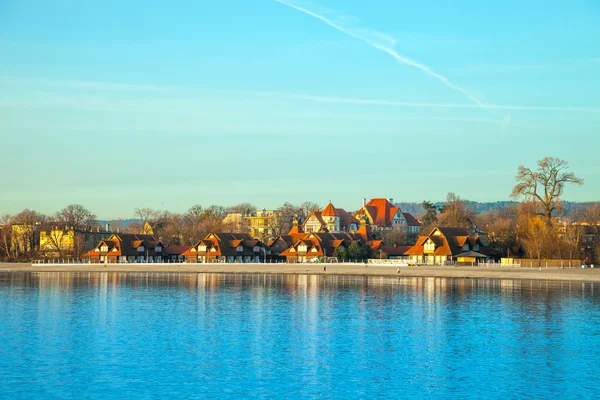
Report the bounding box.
[1,272,599,399]
[1,271,597,300]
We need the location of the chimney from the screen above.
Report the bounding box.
[106,223,111,232]
[363,198,367,206]
[389,198,394,204]
[117,227,120,233]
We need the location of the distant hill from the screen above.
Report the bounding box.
[396,201,598,216]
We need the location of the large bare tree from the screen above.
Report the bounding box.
[57,204,97,229]
[512,157,583,221]
[437,193,476,228]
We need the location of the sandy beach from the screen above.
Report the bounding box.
[1,262,600,282]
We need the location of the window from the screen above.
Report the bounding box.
[424,240,435,252]
[137,246,144,252]
[100,245,108,252]
[237,246,243,252]
[155,246,162,252]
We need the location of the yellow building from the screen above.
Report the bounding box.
[40,227,76,258]
[246,209,278,241]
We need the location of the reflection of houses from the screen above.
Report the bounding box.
[280,231,363,263]
[405,227,499,265]
[303,203,359,233]
[354,198,420,234]
[182,233,268,263]
[84,233,164,263]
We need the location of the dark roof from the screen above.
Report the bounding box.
[380,245,411,256]
[165,245,191,255]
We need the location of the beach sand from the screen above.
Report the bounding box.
[1,262,600,282]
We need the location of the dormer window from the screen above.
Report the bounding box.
[424,240,435,252]
[298,244,307,252]
[199,245,206,251]
[253,246,260,252]
[474,244,480,251]
[137,246,144,252]
[100,245,108,252]
[237,246,243,252]
[462,244,469,251]
[155,246,162,252]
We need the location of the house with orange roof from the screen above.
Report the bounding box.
[181,232,268,263]
[280,231,364,263]
[354,198,421,234]
[404,227,499,265]
[303,202,360,234]
[83,233,164,263]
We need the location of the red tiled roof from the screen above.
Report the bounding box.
[321,203,338,217]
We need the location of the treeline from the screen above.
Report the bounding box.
[396,200,594,218]
[417,193,600,262]
[0,202,321,260]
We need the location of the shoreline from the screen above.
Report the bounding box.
[2,262,600,283]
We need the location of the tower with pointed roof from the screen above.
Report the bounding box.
[321,202,340,233]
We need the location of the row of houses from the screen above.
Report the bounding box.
[83,218,500,266]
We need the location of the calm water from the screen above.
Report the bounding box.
[1,273,599,399]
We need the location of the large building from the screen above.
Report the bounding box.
[40,225,113,259]
[404,227,499,265]
[303,202,360,233]
[354,198,421,234]
[182,233,268,263]
[84,233,164,263]
[280,231,364,263]
[245,209,278,242]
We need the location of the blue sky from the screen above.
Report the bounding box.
[1,0,599,218]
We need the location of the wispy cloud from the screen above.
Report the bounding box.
[250,91,600,112]
[273,0,488,109]
[2,75,597,115]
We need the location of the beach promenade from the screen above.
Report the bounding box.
[1,262,600,282]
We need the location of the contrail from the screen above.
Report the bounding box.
[274,0,488,109]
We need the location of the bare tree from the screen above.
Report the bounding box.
[299,201,320,219]
[270,202,300,238]
[12,209,44,257]
[512,157,583,221]
[0,214,14,259]
[227,203,255,216]
[438,193,476,228]
[378,226,408,246]
[134,208,157,224]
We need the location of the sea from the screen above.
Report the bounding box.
[1,272,599,399]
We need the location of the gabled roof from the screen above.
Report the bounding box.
[354,199,399,226]
[336,208,360,231]
[405,227,481,257]
[304,210,326,227]
[402,212,421,227]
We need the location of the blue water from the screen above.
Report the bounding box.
[1,273,599,399]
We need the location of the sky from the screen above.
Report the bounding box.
[1,0,599,218]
